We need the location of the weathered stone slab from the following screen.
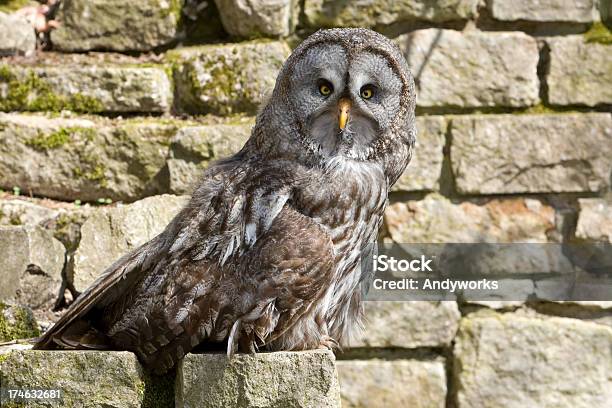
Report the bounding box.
[489,0,595,22]
[0,302,40,342]
[0,350,147,408]
[0,11,36,56]
[0,225,64,319]
[0,197,61,226]
[454,313,612,407]
[52,0,182,52]
[384,193,555,243]
[169,41,291,115]
[72,194,187,292]
[167,122,252,194]
[396,29,539,108]
[0,114,177,202]
[215,0,297,38]
[337,359,446,408]
[546,36,612,106]
[177,350,341,408]
[576,198,612,243]
[304,0,479,27]
[350,301,460,348]
[393,116,446,192]
[450,113,612,194]
[0,62,172,113]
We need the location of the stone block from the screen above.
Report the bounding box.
[546,36,612,106]
[0,62,172,113]
[0,197,61,227]
[0,349,148,408]
[489,0,595,22]
[215,0,297,38]
[169,41,290,115]
[0,114,177,202]
[167,123,252,194]
[450,113,612,194]
[71,194,187,293]
[384,193,555,243]
[0,11,36,56]
[337,359,446,408]
[396,29,539,108]
[52,0,183,52]
[177,350,341,408]
[350,301,460,348]
[454,313,612,407]
[393,116,446,192]
[576,198,612,243]
[304,0,479,27]
[0,225,64,319]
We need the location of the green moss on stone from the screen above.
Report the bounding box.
[166,0,183,20]
[25,126,97,151]
[25,128,71,150]
[73,159,107,187]
[0,66,104,113]
[52,213,79,250]
[511,104,586,115]
[68,94,104,113]
[584,22,612,45]
[0,303,40,342]
[141,369,175,408]
[9,213,22,225]
[0,0,31,13]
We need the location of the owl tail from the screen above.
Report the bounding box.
[44,319,113,350]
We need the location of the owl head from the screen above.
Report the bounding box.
[251,28,416,185]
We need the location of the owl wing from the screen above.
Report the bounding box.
[32,231,172,350]
[130,205,335,373]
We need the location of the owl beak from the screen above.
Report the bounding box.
[338,98,351,130]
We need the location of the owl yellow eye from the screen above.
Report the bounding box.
[319,83,332,96]
[360,86,374,99]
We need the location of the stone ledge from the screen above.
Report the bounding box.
[0,349,150,408]
[0,349,341,408]
[178,350,341,407]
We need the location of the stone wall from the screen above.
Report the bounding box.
[0,0,611,407]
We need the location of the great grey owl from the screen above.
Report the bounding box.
[35,28,417,374]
